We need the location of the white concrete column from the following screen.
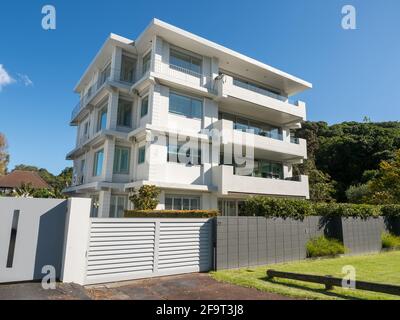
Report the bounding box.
[98,190,111,217]
[106,90,119,130]
[111,46,122,81]
[60,198,92,285]
[103,137,115,182]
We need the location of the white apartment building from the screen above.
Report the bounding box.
[64,18,312,217]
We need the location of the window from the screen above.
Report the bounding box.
[117,99,132,127]
[234,159,283,180]
[165,195,200,210]
[98,106,107,131]
[93,149,104,176]
[120,55,136,83]
[113,146,130,174]
[109,195,127,218]
[142,52,151,75]
[169,92,202,119]
[99,63,111,86]
[83,121,89,136]
[138,146,146,164]
[170,49,202,74]
[79,159,86,184]
[167,139,201,165]
[140,96,149,118]
[219,112,283,140]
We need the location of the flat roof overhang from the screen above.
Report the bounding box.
[136,19,312,96]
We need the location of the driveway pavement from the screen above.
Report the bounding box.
[0,273,293,300]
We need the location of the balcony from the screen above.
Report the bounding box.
[153,60,216,94]
[213,119,307,161]
[216,74,306,124]
[213,165,309,198]
[71,68,136,123]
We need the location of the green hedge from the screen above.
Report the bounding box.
[243,196,315,220]
[382,232,400,250]
[306,236,346,258]
[243,197,391,220]
[314,203,381,219]
[124,210,219,218]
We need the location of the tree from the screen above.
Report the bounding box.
[13,183,35,198]
[129,185,161,210]
[345,184,370,203]
[367,150,400,204]
[0,133,9,176]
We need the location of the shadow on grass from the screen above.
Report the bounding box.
[260,277,365,300]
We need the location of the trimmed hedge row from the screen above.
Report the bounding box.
[306,236,346,258]
[124,210,219,218]
[243,196,400,220]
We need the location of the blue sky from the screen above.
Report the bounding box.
[0,0,399,174]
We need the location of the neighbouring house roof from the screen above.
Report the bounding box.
[0,170,50,189]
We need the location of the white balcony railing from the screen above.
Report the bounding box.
[213,165,309,198]
[154,61,216,92]
[71,68,136,122]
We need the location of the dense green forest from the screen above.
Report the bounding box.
[295,121,400,203]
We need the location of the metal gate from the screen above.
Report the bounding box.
[84,218,214,285]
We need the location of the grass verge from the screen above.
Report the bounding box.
[210,251,400,300]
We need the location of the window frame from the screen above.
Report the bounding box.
[165,194,201,210]
[140,95,149,118]
[93,149,104,177]
[109,195,127,218]
[169,48,202,75]
[169,91,203,119]
[117,98,133,128]
[142,51,151,75]
[113,146,131,174]
[97,105,108,132]
[137,146,146,164]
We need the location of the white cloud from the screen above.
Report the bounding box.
[0,64,15,91]
[17,73,33,87]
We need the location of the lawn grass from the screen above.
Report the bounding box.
[210,251,400,300]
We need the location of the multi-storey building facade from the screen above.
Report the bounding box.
[64,19,312,217]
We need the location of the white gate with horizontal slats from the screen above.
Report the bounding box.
[84,218,214,285]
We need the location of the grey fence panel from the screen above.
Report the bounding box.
[0,198,68,283]
[341,217,384,255]
[215,216,325,270]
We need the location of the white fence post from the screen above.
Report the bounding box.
[60,198,91,285]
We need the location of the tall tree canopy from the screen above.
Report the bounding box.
[295,121,400,202]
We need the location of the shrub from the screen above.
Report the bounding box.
[124,210,219,218]
[306,236,346,258]
[243,196,315,220]
[345,184,370,204]
[382,232,400,250]
[314,203,381,219]
[128,185,160,210]
[381,204,400,217]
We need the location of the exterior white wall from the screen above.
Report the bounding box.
[67,25,310,215]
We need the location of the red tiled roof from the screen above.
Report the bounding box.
[0,170,50,189]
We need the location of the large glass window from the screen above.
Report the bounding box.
[170,49,202,74]
[99,63,111,86]
[167,138,201,165]
[93,149,104,176]
[138,146,146,164]
[120,55,136,83]
[165,195,200,210]
[98,106,107,131]
[109,195,127,218]
[117,99,132,127]
[140,96,149,118]
[234,159,283,180]
[142,52,151,75]
[219,112,283,140]
[113,146,130,174]
[169,92,202,119]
